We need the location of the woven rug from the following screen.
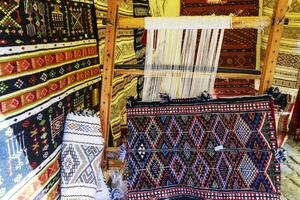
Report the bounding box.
[181,0,259,69]
[181,0,259,97]
[61,112,104,199]
[95,0,139,146]
[261,0,300,97]
[126,95,281,200]
[214,78,256,97]
[133,0,149,64]
[0,0,100,198]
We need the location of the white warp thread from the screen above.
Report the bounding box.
[142,17,229,101]
[145,16,232,30]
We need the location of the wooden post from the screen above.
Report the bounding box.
[101,0,118,152]
[259,0,289,94]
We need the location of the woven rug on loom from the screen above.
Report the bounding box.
[126,95,281,200]
[0,0,100,199]
[181,0,259,97]
[262,0,300,97]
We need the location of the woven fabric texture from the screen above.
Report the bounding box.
[127,95,281,200]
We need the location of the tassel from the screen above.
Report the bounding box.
[275,148,287,163]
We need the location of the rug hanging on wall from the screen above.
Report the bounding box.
[261,0,300,97]
[181,0,259,97]
[94,0,139,146]
[0,0,100,199]
[126,95,281,200]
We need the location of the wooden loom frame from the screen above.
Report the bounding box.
[100,0,289,167]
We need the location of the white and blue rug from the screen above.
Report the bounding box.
[61,112,105,200]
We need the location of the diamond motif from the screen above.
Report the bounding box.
[40,88,48,97]
[75,63,80,69]
[50,83,59,91]
[238,154,258,187]
[145,119,162,147]
[4,63,15,74]
[25,93,35,102]
[14,79,24,88]
[49,70,56,77]
[162,143,168,157]
[166,117,183,146]
[147,154,164,184]
[216,153,232,188]
[133,134,151,169]
[45,54,55,64]
[10,98,20,108]
[234,117,252,146]
[17,60,31,71]
[212,116,228,144]
[170,154,187,183]
[189,118,205,145]
[36,57,45,67]
[61,144,81,184]
[192,154,209,184]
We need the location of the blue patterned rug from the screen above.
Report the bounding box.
[126,95,281,200]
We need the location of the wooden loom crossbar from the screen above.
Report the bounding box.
[101,0,289,167]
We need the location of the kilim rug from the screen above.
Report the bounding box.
[133,0,150,100]
[181,0,259,96]
[261,0,300,97]
[0,0,100,199]
[214,78,256,97]
[126,95,281,200]
[61,112,104,199]
[133,0,149,64]
[95,0,139,146]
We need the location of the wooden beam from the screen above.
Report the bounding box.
[259,0,289,94]
[114,69,261,80]
[118,16,272,29]
[100,0,118,152]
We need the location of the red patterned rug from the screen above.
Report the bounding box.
[214,79,256,97]
[181,0,259,96]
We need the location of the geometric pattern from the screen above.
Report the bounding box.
[181,0,259,97]
[61,144,81,184]
[0,0,100,199]
[181,0,258,69]
[262,0,300,97]
[94,0,138,146]
[238,154,259,187]
[126,95,281,200]
[61,112,104,199]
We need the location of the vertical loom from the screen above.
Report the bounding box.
[101,0,289,167]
